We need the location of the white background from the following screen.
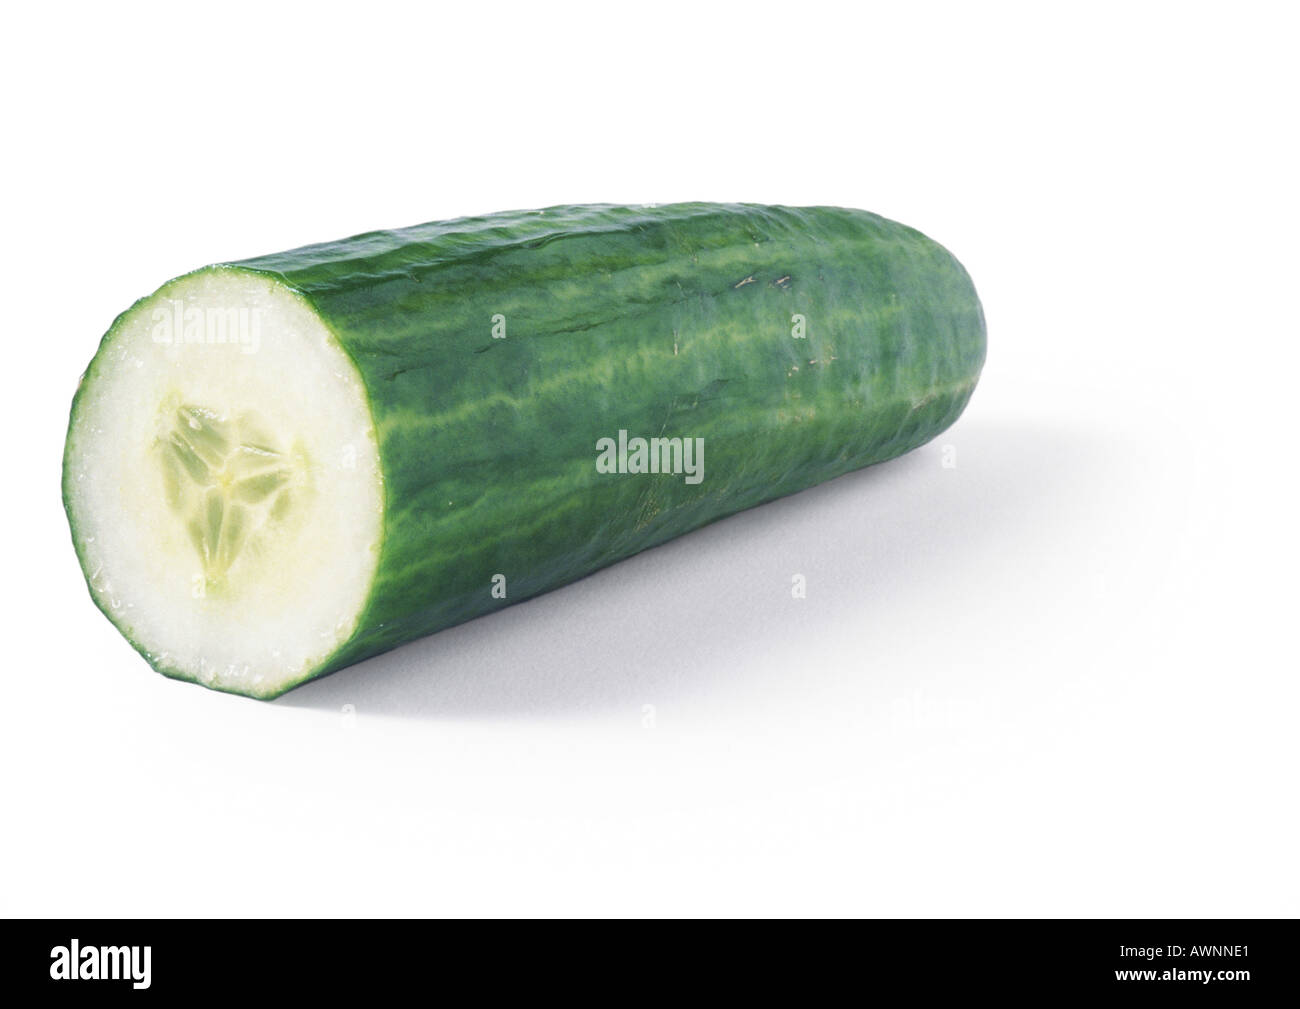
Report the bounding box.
[4,2,1297,917]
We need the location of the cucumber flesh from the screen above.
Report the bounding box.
[63,269,384,696]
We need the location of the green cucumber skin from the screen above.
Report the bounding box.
[227,203,985,694]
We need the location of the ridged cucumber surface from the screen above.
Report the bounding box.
[63,203,986,698]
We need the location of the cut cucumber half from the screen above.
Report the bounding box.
[64,204,986,699]
[63,269,384,697]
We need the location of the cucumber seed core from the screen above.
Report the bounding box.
[156,400,307,586]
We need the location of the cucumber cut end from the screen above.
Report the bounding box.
[63,268,384,698]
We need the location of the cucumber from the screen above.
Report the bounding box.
[63,203,985,698]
